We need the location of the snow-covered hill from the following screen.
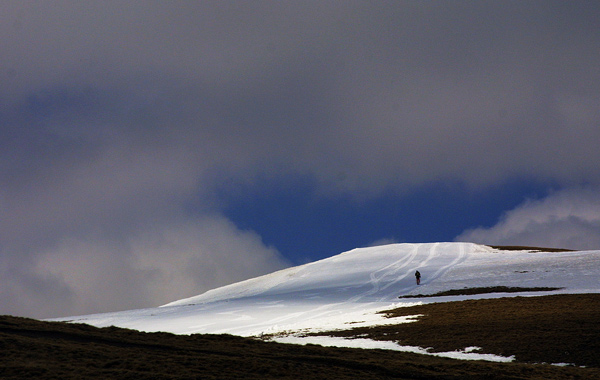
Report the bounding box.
[51,242,600,361]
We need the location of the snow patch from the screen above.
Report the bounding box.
[271,336,515,363]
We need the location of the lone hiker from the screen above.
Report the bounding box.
[415,270,421,285]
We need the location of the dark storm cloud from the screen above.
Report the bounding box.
[3,2,600,189]
[1,1,600,317]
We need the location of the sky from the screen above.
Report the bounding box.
[1,1,600,319]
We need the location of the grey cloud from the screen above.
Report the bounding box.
[3,2,600,192]
[456,188,600,250]
[1,1,349,101]
[4,215,288,319]
[313,2,600,191]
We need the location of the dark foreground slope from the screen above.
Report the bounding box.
[1,295,599,380]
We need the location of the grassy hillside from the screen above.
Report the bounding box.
[2,294,599,379]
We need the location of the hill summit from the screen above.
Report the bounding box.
[52,242,599,340]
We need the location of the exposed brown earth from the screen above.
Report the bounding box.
[487,245,575,252]
[398,286,563,298]
[1,293,599,379]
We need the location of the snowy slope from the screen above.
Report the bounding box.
[50,242,600,361]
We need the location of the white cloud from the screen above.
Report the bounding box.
[456,188,600,250]
[7,215,289,319]
[366,238,399,248]
[129,216,289,306]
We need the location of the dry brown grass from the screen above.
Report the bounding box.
[399,286,563,298]
[316,294,600,369]
[488,245,575,252]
